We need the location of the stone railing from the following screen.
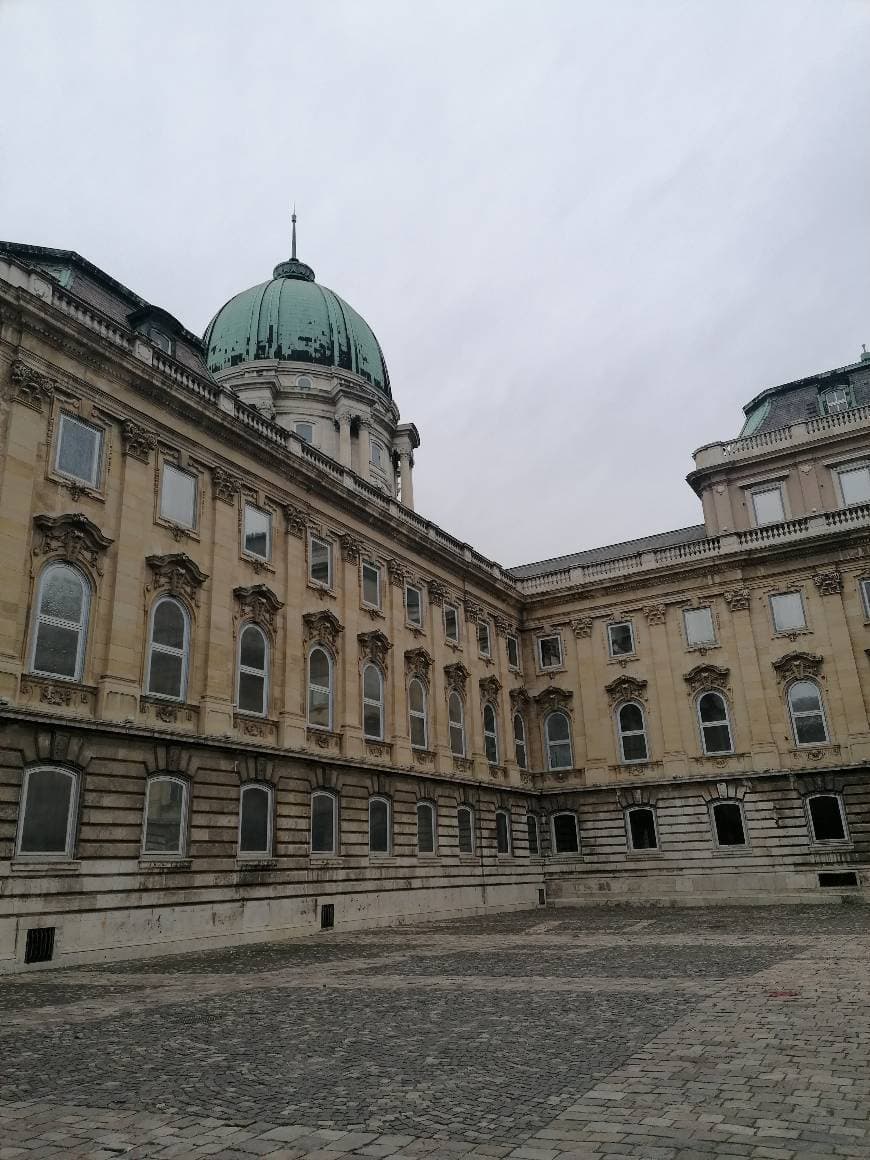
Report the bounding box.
[693,403,870,468]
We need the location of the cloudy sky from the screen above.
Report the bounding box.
[2,0,869,567]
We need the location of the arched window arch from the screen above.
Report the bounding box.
[311,790,337,854]
[146,596,190,701]
[545,710,573,771]
[237,623,268,716]
[457,804,474,854]
[806,792,848,843]
[369,795,391,854]
[417,800,436,854]
[308,646,333,729]
[787,680,829,746]
[617,701,648,763]
[552,811,580,854]
[483,703,499,765]
[697,691,733,755]
[16,765,80,857]
[362,663,384,741]
[238,783,273,856]
[448,690,465,756]
[408,678,428,750]
[513,714,527,769]
[29,562,91,682]
[142,775,189,856]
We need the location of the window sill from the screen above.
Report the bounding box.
[241,553,275,573]
[809,840,853,850]
[712,845,750,855]
[156,518,198,542]
[773,628,811,641]
[607,654,638,665]
[139,858,192,871]
[537,666,566,677]
[49,473,105,503]
[685,642,720,654]
[10,859,81,875]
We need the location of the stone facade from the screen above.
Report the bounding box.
[0,241,868,972]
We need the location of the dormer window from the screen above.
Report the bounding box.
[821,386,851,415]
[150,329,172,354]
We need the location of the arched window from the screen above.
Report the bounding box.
[552,811,580,854]
[142,775,188,856]
[237,624,268,716]
[710,800,746,847]
[806,793,848,843]
[513,714,527,769]
[408,678,428,749]
[369,796,391,854]
[526,813,539,855]
[617,702,648,763]
[483,703,499,765]
[308,647,333,729]
[626,806,658,851]
[495,809,512,855]
[239,783,273,856]
[787,681,829,745]
[146,597,189,701]
[311,790,337,854]
[697,691,732,755]
[457,805,474,854]
[362,664,384,741]
[545,711,573,771]
[417,801,436,854]
[16,765,79,857]
[448,690,465,756]
[30,563,90,681]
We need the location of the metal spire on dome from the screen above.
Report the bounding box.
[274,204,315,282]
[291,205,297,260]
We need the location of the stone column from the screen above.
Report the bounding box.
[398,451,414,510]
[337,411,352,468]
[723,587,777,766]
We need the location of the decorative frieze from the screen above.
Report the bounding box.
[723,588,751,612]
[340,533,363,565]
[212,466,242,504]
[813,570,843,596]
[121,420,157,463]
[604,674,647,706]
[479,675,502,701]
[358,629,392,668]
[33,513,113,575]
[427,580,448,607]
[302,609,343,649]
[234,584,283,632]
[534,685,573,714]
[10,359,56,412]
[146,552,208,606]
[642,604,667,625]
[683,664,730,696]
[405,647,433,681]
[444,661,469,694]
[571,616,593,638]
[772,651,824,684]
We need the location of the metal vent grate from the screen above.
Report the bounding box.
[818,871,859,888]
[25,926,55,964]
[320,903,335,929]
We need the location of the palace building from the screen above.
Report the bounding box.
[0,229,868,970]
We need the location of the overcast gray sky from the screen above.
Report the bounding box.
[2,0,870,567]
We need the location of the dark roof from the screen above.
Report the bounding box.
[508,524,708,579]
[743,355,870,435]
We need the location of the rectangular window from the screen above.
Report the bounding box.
[309,536,332,587]
[370,439,384,468]
[608,621,635,657]
[751,484,786,527]
[838,465,870,507]
[684,607,716,647]
[770,592,806,633]
[538,635,563,669]
[627,808,658,851]
[861,579,870,619]
[444,604,459,643]
[552,813,580,854]
[457,808,474,854]
[417,802,436,854]
[405,584,423,627]
[506,634,520,670]
[295,422,314,445]
[160,463,198,529]
[243,503,272,560]
[823,386,850,414]
[362,561,381,608]
[807,795,848,843]
[477,620,491,657]
[711,801,746,847]
[56,414,102,487]
[495,811,511,855]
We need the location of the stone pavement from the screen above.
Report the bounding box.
[0,904,868,1159]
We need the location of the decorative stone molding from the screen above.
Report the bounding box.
[33,513,114,575]
[509,687,531,714]
[493,614,517,637]
[302,609,343,649]
[387,557,407,587]
[411,748,435,766]
[604,674,648,706]
[795,772,846,795]
[405,647,433,681]
[463,598,484,623]
[571,616,593,638]
[452,756,474,773]
[683,664,731,696]
[146,552,208,606]
[788,744,842,762]
[305,726,342,754]
[366,741,392,760]
[121,420,157,463]
[340,533,363,565]
[10,359,56,412]
[20,676,95,711]
[723,588,751,612]
[643,604,667,625]
[616,787,657,809]
[212,466,242,504]
[534,685,573,714]
[444,661,469,694]
[488,764,507,780]
[479,675,502,701]
[813,570,843,596]
[427,580,448,607]
[771,651,824,684]
[284,503,311,538]
[699,780,749,804]
[358,630,392,668]
[234,584,284,632]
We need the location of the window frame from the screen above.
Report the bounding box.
[294,421,315,445]
[15,765,80,860]
[141,774,189,858]
[242,501,273,562]
[237,782,274,858]
[236,622,269,717]
[625,806,659,853]
[616,700,649,764]
[29,562,91,683]
[308,534,333,589]
[607,620,635,658]
[362,662,385,741]
[370,437,385,469]
[307,645,334,731]
[770,591,807,634]
[405,583,423,628]
[805,792,850,845]
[821,385,851,415]
[544,710,573,771]
[457,805,475,854]
[416,800,437,855]
[361,560,382,610]
[526,813,540,856]
[477,619,492,658]
[513,713,527,770]
[368,795,392,856]
[159,461,199,531]
[55,412,103,489]
[448,690,465,756]
[537,634,563,671]
[709,799,748,850]
[860,578,870,620]
[495,808,512,855]
[408,677,428,750]
[444,603,460,644]
[697,690,734,756]
[506,633,520,670]
[482,702,499,765]
[836,462,870,508]
[551,811,580,855]
[749,482,786,528]
[310,789,338,856]
[683,606,716,648]
[145,596,190,702]
[787,679,830,747]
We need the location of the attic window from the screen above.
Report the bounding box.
[150,330,172,354]
[821,386,850,415]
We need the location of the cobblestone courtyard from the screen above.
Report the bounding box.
[1,904,868,1160]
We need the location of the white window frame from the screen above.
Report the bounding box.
[405,583,423,628]
[537,634,563,670]
[477,619,492,658]
[308,534,333,589]
[551,811,580,855]
[238,782,274,858]
[15,765,80,859]
[749,482,786,528]
[683,606,716,648]
[29,562,91,683]
[307,646,334,731]
[506,634,520,670]
[495,809,512,855]
[448,690,465,756]
[526,813,540,856]
[444,604,460,644]
[545,710,573,771]
[160,462,199,530]
[55,413,103,488]
[625,806,659,852]
[513,713,527,769]
[368,795,392,855]
[710,800,748,849]
[310,790,338,856]
[457,805,475,854]
[483,702,499,765]
[141,774,189,858]
[236,623,269,717]
[294,421,315,444]
[607,620,635,658]
[805,792,850,845]
[787,680,830,747]
[822,386,851,414]
[416,800,437,855]
[617,701,649,764]
[697,691,733,755]
[145,596,190,702]
[242,502,272,562]
[361,560,382,610]
[362,662,385,741]
[770,591,807,634]
[408,677,428,750]
[836,462,870,508]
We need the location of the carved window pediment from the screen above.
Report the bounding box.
[479,675,502,700]
[212,466,242,504]
[340,533,364,564]
[509,687,531,713]
[813,570,843,596]
[284,502,312,538]
[444,661,469,693]
[387,558,407,587]
[10,360,56,412]
[571,616,593,638]
[405,647,433,681]
[463,598,484,623]
[723,588,751,612]
[121,420,157,463]
[427,580,448,607]
[493,614,517,637]
[684,664,731,695]
[534,685,573,714]
[604,674,647,706]
[146,552,208,605]
[358,630,392,667]
[303,609,343,649]
[34,513,114,576]
[772,651,824,684]
[234,584,284,632]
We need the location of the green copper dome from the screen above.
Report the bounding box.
[204,235,390,395]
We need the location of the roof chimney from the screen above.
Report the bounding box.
[861,344,870,362]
